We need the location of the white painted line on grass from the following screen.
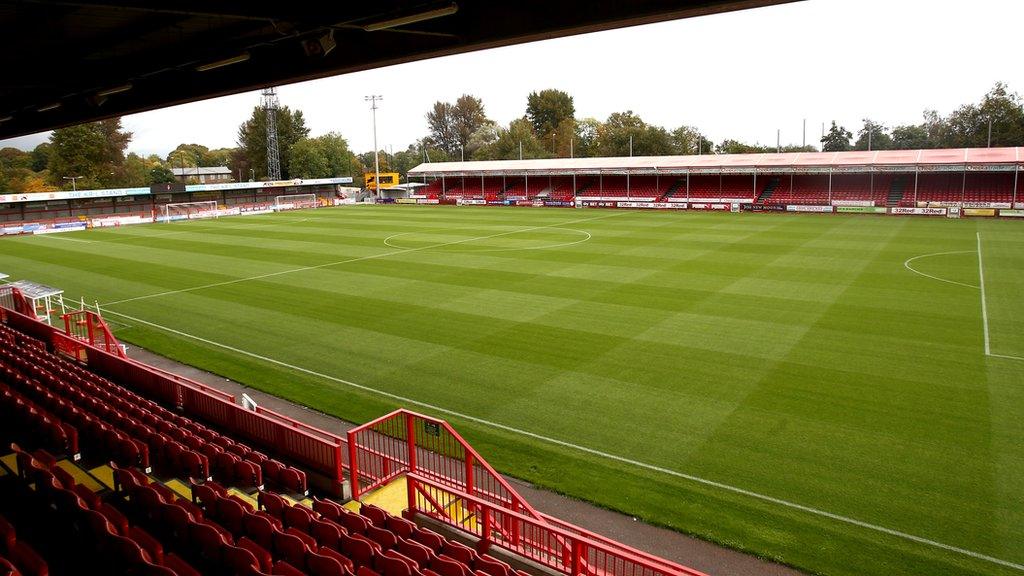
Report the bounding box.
[384,227,592,253]
[977,232,991,356]
[902,250,978,289]
[95,307,1024,572]
[35,234,93,244]
[101,212,623,307]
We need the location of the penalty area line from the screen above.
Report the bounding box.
[97,307,1024,572]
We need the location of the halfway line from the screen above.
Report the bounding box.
[977,232,990,356]
[96,307,1024,573]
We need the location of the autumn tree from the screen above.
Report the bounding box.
[237,105,310,179]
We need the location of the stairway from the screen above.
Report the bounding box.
[887,176,907,206]
[756,177,780,203]
[661,178,685,201]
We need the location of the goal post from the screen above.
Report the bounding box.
[159,201,219,223]
[274,193,319,212]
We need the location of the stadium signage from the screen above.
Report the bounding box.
[741,203,785,212]
[832,200,875,207]
[0,187,149,203]
[786,205,833,213]
[91,215,151,227]
[890,207,947,215]
[835,206,886,214]
[999,209,1024,217]
[395,198,417,204]
[542,200,574,207]
[33,222,87,234]
[616,202,686,209]
[416,199,440,205]
[962,201,1011,209]
[456,199,487,205]
[581,201,617,208]
[963,208,996,217]
[688,203,730,211]
[576,196,657,202]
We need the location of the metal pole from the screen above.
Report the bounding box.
[365,95,383,198]
[803,118,806,148]
[570,138,574,159]
[828,168,833,204]
[914,166,919,205]
[961,166,967,206]
[777,129,780,153]
[868,127,872,152]
[686,170,690,201]
[519,141,523,160]
[1013,165,1019,208]
[988,118,993,148]
[629,135,633,157]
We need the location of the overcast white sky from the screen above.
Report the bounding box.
[3,0,1022,158]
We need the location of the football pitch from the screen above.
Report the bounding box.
[1,205,1022,576]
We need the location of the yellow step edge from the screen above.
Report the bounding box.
[55,459,104,493]
[358,476,408,517]
[165,478,192,500]
[0,453,19,475]
[90,465,116,491]
[228,488,259,509]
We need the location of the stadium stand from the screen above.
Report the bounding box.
[0,286,705,576]
[664,175,756,201]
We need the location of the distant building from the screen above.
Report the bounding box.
[171,166,233,184]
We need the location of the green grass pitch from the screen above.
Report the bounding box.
[1,205,1022,576]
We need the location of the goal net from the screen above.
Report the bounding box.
[274,194,319,212]
[160,201,219,223]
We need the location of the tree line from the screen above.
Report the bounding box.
[0,104,363,194]
[3,82,1023,193]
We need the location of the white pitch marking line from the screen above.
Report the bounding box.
[902,250,978,289]
[100,212,624,307]
[384,227,592,253]
[35,234,94,244]
[94,307,1024,573]
[977,232,991,356]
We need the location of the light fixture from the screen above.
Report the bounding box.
[97,83,133,98]
[0,116,12,123]
[302,29,336,57]
[195,52,250,72]
[37,103,61,112]
[362,2,458,32]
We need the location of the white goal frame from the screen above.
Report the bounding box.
[274,194,319,212]
[160,201,219,223]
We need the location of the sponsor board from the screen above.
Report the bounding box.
[542,200,574,207]
[963,208,996,217]
[332,198,357,205]
[999,209,1024,217]
[741,203,786,212]
[416,199,440,205]
[835,206,886,214]
[688,203,730,211]
[2,226,24,235]
[581,200,617,208]
[456,198,487,205]
[33,223,87,234]
[670,197,753,204]
[91,215,150,227]
[920,201,961,208]
[786,205,834,213]
[577,196,657,202]
[0,187,150,203]
[962,202,1011,209]
[832,200,875,207]
[394,198,417,204]
[890,207,947,216]
[616,201,687,209]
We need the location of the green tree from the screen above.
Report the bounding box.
[671,126,713,155]
[891,124,931,149]
[475,117,548,160]
[425,95,489,160]
[290,132,359,179]
[716,139,771,154]
[149,165,176,184]
[237,105,310,180]
[595,111,673,156]
[48,118,132,189]
[854,119,893,151]
[526,89,575,153]
[574,118,602,158]
[821,121,853,152]
[30,143,51,172]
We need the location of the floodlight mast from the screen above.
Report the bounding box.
[365,95,383,198]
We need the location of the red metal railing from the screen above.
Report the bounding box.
[62,309,126,358]
[347,409,540,520]
[407,473,707,576]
